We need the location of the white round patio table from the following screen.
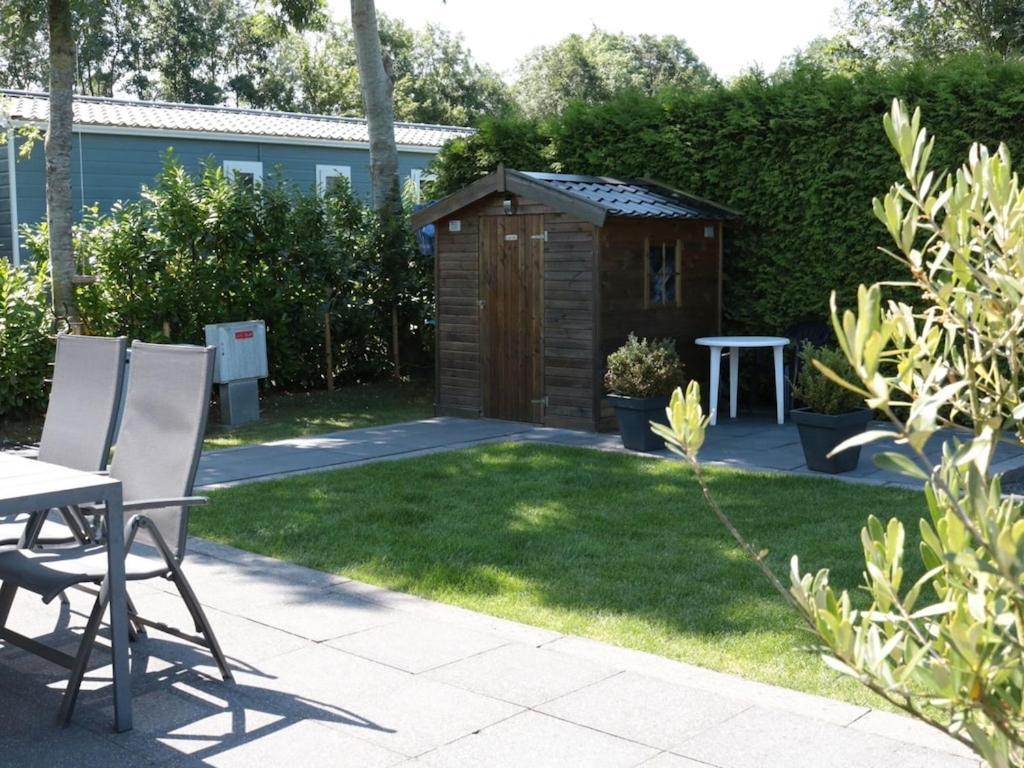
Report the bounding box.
[695,336,790,426]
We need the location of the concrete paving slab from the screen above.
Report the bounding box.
[191,719,407,768]
[422,643,619,707]
[409,710,658,768]
[537,671,750,751]
[325,676,522,757]
[543,635,870,727]
[196,418,534,488]
[640,753,718,768]
[672,705,970,768]
[849,709,976,759]
[326,616,508,673]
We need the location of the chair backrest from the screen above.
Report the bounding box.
[109,341,214,561]
[37,335,128,472]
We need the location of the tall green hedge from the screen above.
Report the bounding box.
[21,157,431,395]
[0,258,52,417]
[431,55,1024,333]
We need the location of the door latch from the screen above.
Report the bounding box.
[530,396,549,406]
[477,299,486,309]
[530,231,548,241]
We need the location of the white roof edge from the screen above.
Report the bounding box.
[1,90,474,149]
[9,118,444,154]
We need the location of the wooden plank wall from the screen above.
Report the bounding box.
[435,192,599,429]
[543,212,598,430]
[435,207,482,417]
[597,218,721,428]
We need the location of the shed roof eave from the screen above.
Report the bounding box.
[411,167,609,229]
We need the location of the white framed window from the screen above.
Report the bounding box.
[222,160,263,187]
[316,164,352,196]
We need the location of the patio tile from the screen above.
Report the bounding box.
[231,643,412,708]
[673,706,920,768]
[848,710,976,759]
[422,643,618,706]
[121,591,309,678]
[639,753,717,767]
[238,590,400,642]
[537,671,749,750]
[240,646,523,757]
[410,710,657,767]
[325,617,508,673]
[544,635,868,727]
[193,719,407,768]
[327,676,523,757]
[328,580,562,646]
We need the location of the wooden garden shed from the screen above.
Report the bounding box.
[412,167,738,431]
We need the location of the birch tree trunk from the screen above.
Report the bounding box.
[46,0,79,331]
[350,0,399,211]
[350,0,403,377]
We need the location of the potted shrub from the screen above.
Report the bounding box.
[789,342,872,473]
[605,334,685,451]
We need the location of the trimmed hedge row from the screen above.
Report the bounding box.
[431,55,1024,333]
[2,157,430,417]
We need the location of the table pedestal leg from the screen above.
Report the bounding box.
[773,344,785,425]
[729,346,739,419]
[105,486,132,732]
[708,347,721,426]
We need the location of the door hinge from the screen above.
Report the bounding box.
[530,231,548,241]
[477,299,486,309]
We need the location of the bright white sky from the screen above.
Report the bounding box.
[327,0,846,80]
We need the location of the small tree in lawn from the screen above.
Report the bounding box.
[655,100,1024,767]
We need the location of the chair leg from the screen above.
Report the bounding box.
[0,582,18,627]
[169,567,233,682]
[57,592,108,726]
[125,594,146,642]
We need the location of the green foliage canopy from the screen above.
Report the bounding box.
[513,29,717,118]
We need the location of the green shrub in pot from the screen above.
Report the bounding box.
[604,334,685,451]
[789,342,872,472]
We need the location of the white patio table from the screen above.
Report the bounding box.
[695,336,790,426]
[0,453,132,732]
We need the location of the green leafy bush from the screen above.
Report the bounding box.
[604,334,685,398]
[790,342,864,415]
[22,157,432,392]
[658,101,1024,767]
[432,55,1024,337]
[0,258,52,417]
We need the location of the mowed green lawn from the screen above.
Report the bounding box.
[194,442,924,708]
[203,380,433,449]
[3,380,433,452]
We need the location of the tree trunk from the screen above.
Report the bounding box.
[351,0,403,378]
[350,0,399,212]
[47,0,79,332]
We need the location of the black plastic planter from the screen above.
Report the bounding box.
[790,407,873,474]
[607,394,670,452]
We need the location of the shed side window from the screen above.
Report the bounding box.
[644,238,683,308]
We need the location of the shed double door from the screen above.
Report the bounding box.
[479,214,544,423]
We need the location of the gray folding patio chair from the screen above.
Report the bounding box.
[0,341,231,725]
[0,334,127,548]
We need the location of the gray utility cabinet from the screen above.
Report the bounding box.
[204,320,268,426]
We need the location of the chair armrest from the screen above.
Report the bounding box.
[122,497,208,512]
[78,496,208,514]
